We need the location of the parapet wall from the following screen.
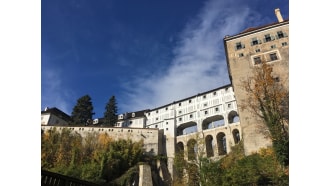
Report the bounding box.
[41,126,162,155]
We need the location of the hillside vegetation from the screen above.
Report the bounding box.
[173,141,289,186]
[41,128,145,185]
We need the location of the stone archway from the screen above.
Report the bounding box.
[202,115,225,130]
[187,139,197,160]
[177,122,197,136]
[232,129,240,144]
[216,132,227,155]
[205,135,214,157]
[228,110,240,124]
[177,141,184,153]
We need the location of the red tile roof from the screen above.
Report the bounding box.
[239,19,289,34]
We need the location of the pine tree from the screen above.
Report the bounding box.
[103,95,118,126]
[71,95,95,125]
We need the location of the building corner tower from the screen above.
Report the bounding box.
[223,9,289,155]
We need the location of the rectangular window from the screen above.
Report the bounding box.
[190,114,193,118]
[189,99,192,103]
[270,53,278,61]
[264,34,274,42]
[277,31,284,39]
[155,125,158,128]
[238,53,244,57]
[178,103,181,106]
[215,107,219,112]
[271,44,276,49]
[213,92,217,95]
[235,42,244,50]
[255,48,260,53]
[251,37,260,46]
[253,56,262,65]
[228,103,232,109]
[282,42,288,46]
[178,118,182,122]
[203,95,206,99]
[204,111,208,115]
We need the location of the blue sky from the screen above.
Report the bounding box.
[42,0,289,118]
[4,1,330,183]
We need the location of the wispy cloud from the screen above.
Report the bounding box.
[121,0,252,112]
[41,68,73,114]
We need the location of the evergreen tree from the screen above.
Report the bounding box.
[71,95,95,125]
[103,95,118,126]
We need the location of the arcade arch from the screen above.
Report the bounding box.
[205,135,214,157]
[187,139,197,160]
[202,115,225,130]
[232,129,240,144]
[217,132,227,155]
[177,141,184,152]
[177,122,197,136]
[228,110,240,124]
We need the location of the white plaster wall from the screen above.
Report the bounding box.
[41,113,69,126]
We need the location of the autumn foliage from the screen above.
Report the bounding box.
[173,141,288,186]
[240,61,289,166]
[41,128,145,185]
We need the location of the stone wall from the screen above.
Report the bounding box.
[224,20,289,155]
[41,126,161,155]
[139,164,153,186]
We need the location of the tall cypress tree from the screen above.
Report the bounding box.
[103,95,118,126]
[71,95,95,125]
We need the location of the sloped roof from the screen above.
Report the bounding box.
[224,19,289,40]
[118,109,149,121]
[41,107,72,122]
[239,19,289,34]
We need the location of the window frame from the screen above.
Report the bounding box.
[264,34,275,42]
[253,56,262,65]
[270,53,278,61]
[277,31,284,39]
[251,37,261,46]
[235,42,245,50]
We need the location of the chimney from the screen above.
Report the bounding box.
[275,8,284,22]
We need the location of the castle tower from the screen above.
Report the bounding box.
[223,9,289,155]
